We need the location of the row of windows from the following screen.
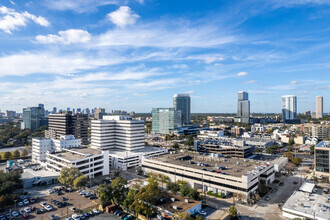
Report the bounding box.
[142,164,258,193]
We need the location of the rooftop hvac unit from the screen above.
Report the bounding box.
[185,199,189,203]
[173,206,178,210]
[171,198,176,202]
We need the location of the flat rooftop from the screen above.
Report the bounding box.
[22,168,59,179]
[316,141,330,149]
[146,152,270,177]
[110,146,166,158]
[159,193,200,215]
[283,190,330,220]
[50,148,103,161]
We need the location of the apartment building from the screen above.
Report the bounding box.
[45,148,110,178]
[91,115,145,151]
[312,125,330,140]
[32,135,81,162]
[315,141,330,179]
[142,153,275,200]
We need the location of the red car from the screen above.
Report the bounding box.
[22,212,29,219]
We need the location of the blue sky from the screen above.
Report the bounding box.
[0,0,330,113]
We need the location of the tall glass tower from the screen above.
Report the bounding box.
[173,94,191,125]
[281,95,297,122]
[237,91,250,124]
[152,108,182,134]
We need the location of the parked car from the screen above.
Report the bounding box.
[92,209,100,214]
[36,209,42,214]
[30,206,36,211]
[45,205,53,211]
[198,210,206,216]
[83,212,90,218]
[124,215,134,220]
[18,201,24,207]
[40,208,47,213]
[72,213,81,220]
[265,196,270,201]
[40,202,47,207]
[79,190,87,195]
[24,207,31,213]
[121,214,128,219]
[49,214,56,220]
[69,207,77,212]
[11,211,19,217]
[29,198,36,203]
[83,192,93,197]
[65,218,74,220]
[89,195,96,200]
[22,212,29,219]
[61,197,68,201]
[48,190,54,194]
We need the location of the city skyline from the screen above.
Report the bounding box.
[0,1,330,113]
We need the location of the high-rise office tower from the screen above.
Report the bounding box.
[38,104,44,108]
[281,95,297,122]
[314,141,330,179]
[76,108,81,113]
[316,96,323,119]
[67,107,71,112]
[237,91,250,124]
[173,94,191,125]
[52,107,57,114]
[22,105,47,130]
[152,108,182,134]
[94,108,106,119]
[91,115,145,151]
[45,111,89,145]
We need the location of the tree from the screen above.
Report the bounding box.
[254,148,262,153]
[3,152,11,160]
[284,152,293,160]
[292,157,302,165]
[228,205,237,218]
[287,145,293,152]
[111,177,128,206]
[265,146,277,154]
[160,175,168,190]
[310,146,315,154]
[21,149,28,157]
[288,139,294,146]
[0,195,8,209]
[97,184,112,207]
[180,184,190,197]
[184,139,194,146]
[73,175,88,189]
[131,177,161,218]
[58,167,81,187]
[0,171,22,195]
[123,188,137,211]
[188,188,201,201]
[12,150,20,158]
[172,143,179,149]
[166,182,180,194]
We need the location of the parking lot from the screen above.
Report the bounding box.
[0,187,100,219]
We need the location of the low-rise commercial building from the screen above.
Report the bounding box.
[22,168,59,188]
[45,148,110,178]
[282,190,330,220]
[32,135,81,163]
[142,152,275,200]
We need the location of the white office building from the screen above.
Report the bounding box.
[281,95,297,122]
[91,115,145,151]
[45,148,110,178]
[32,135,81,163]
[316,96,323,119]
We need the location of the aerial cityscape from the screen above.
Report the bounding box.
[0,1,330,220]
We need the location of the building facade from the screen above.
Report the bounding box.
[281,95,297,122]
[22,105,47,130]
[91,115,145,151]
[316,96,323,119]
[173,94,191,125]
[315,141,330,179]
[237,91,250,124]
[45,112,89,145]
[32,135,81,162]
[152,108,182,134]
[45,148,109,178]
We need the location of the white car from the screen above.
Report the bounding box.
[72,213,81,220]
[45,205,53,211]
[11,211,19,217]
[24,207,31,213]
[198,210,207,216]
[23,199,29,205]
[79,190,87,195]
[40,202,47,207]
[48,189,54,194]
[92,209,100,214]
[18,202,24,207]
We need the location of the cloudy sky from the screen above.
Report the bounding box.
[0,0,329,113]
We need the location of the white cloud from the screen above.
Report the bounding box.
[0,52,112,76]
[0,6,49,33]
[203,56,224,64]
[237,72,248,76]
[35,29,91,44]
[44,0,119,13]
[184,90,195,94]
[107,6,140,27]
[245,80,256,84]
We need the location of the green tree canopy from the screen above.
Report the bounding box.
[73,175,88,189]
[58,167,82,187]
[12,150,20,158]
[166,182,180,194]
[21,149,28,157]
[3,152,11,160]
[111,177,128,206]
[228,205,237,217]
[97,184,112,207]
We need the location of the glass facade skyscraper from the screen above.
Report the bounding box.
[281,95,297,122]
[22,105,47,130]
[237,91,250,124]
[152,108,182,134]
[173,94,191,125]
